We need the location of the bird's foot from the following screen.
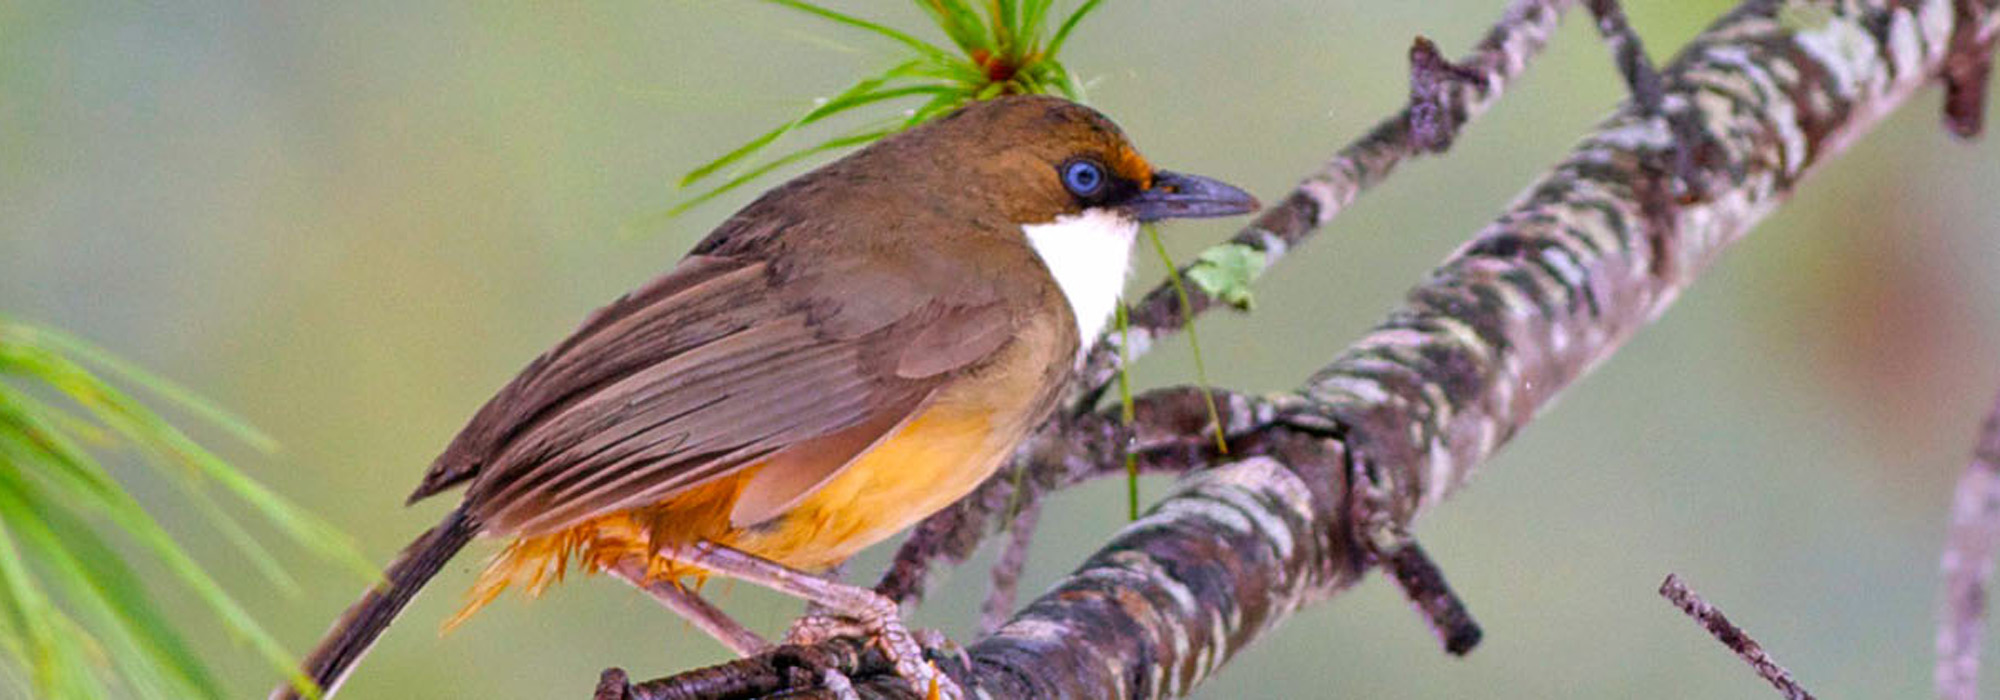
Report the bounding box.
[674,542,962,698]
[784,603,960,700]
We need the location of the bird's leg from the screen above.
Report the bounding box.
[785,562,870,644]
[608,557,866,699]
[785,563,865,700]
[790,562,846,638]
[681,541,961,700]
[605,557,769,657]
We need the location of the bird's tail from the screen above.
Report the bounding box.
[271,506,481,700]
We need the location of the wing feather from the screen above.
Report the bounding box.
[426,251,1026,536]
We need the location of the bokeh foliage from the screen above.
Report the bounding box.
[0,318,370,700]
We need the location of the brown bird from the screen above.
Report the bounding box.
[275,94,1257,699]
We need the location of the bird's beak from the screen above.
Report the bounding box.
[1123,170,1260,222]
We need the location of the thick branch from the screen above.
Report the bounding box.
[613,0,1999,697]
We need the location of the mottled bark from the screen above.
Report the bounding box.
[603,0,2000,697]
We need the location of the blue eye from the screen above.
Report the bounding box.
[1061,159,1106,197]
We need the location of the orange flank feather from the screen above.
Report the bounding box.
[449,402,1010,629]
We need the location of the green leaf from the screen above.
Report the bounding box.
[672,125,899,216]
[760,0,963,67]
[22,335,370,581]
[1044,0,1103,58]
[0,318,371,699]
[0,472,219,699]
[671,1,1108,217]
[6,322,276,453]
[0,511,65,695]
[1146,226,1229,456]
[1017,0,1055,51]
[913,0,991,55]
[1185,242,1266,311]
[1114,303,1138,521]
[902,89,975,128]
[678,63,933,188]
[994,0,1021,50]
[1033,58,1086,100]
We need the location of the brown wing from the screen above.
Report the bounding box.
[416,249,1021,535]
[411,254,749,502]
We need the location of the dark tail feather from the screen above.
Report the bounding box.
[271,506,480,700]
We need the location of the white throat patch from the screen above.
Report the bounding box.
[1022,207,1139,347]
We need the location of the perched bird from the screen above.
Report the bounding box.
[275,94,1257,699]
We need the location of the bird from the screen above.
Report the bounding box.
[274,94,1258,699]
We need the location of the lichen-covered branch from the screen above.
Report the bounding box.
[606,0,2000,697]
[1301,0,1983,525]
[1936,387,2000,700]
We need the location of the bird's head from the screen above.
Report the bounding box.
[710,95,1258,343]
[830,95,1259,342]
[854,94,1259,229]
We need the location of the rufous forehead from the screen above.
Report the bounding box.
[1107,144,1154,189]
[1015,96,1153,187]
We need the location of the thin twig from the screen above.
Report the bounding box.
[1659,574,1815,700]
[1936,387,2000,700]
[1583,0,1711,207]
[1407,37,1489,152]
[1585,0,1666,114]
[1943,0,1996,137]
[980,498,1042,636]
[1382,540,1482,655]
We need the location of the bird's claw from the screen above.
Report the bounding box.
[783,611,962,700]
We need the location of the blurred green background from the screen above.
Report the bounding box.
[4,1,1998,697]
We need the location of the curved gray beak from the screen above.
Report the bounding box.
[1123,170,1260,222]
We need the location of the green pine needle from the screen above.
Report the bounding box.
[666,0,1106,217]
[1145,226,1229,456]
[1114,303,1138,521]
[1114,227,1233,521]
[670,125,899,217]
[1044,0,1103,58]
[0,317,369,700]
[763,0,965,67]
